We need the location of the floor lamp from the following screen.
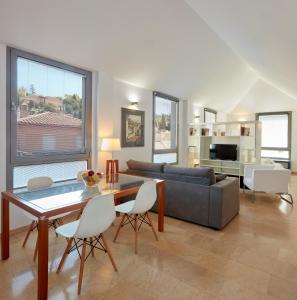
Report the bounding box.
[101,138,121,176]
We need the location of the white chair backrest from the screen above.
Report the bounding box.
[75,193,115,238]
[130,180,157,214]
[77,171,84,182]
[27,176,53,191]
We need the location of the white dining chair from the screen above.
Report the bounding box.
[113,180,158,254]
[77,171,84,182]
[22,176,70,260]
[56,193,117,295]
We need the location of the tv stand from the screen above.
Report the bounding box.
[188,121,262,176]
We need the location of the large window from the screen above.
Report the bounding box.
[153,92,179,164]
[7,48,92,188]
[256,112,291,159]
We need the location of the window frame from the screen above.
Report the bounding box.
[256,111,292,160]
[204,108,217,123]
[6,47,92,189]
[152,91,179,164]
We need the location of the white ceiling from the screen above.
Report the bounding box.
[0,0,253,110]
[1,0,297,112]
[231,79,297,114]
[185,0,297,101]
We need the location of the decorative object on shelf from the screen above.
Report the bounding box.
[201,128,209,136]
[81,170,103,187]
[213,131,217,136]
[101,138,121,175]
[240,126,250,136]
[121,108,144,147]
[220,131,225,136]
[189,127,197,136]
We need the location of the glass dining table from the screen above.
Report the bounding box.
[1,173,165,300]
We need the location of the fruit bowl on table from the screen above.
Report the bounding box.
[81,170,104,187]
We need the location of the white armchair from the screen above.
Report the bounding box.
[243,164,293,205]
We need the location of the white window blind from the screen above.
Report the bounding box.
[16,57,85,156]
[153,92,179,164]
[13,161,87,189]
[259,114,288,148]
[257,112,291,159]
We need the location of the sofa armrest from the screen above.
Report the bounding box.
[209,177,240,229]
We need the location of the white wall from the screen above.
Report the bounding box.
[228,80,297,171]
[97,72,188,171]
[0,44,187,230]
[0,43,31,229]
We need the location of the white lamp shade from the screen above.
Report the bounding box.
[101,138,121,152]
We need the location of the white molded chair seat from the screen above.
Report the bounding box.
[56,193,117,295]
[113,180,158,254]
[115,200,135,214]
[56,220,79,238]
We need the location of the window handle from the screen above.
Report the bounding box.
[11,102,17,111]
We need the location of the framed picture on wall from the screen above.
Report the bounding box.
[121,108,145,147]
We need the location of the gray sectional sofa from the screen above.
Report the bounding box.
[125,160,240,230]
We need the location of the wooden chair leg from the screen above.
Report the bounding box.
[22,221,36,248]
[90,237,95,257]
[134,214,138,254]
[113,214,126,242]
[146,212,158,241]
[101,233,118,272]
[77,239,87,295]
[33,235,38,261]
[57,238,73,273]
[51,220,59,237]
[58,218,64,226]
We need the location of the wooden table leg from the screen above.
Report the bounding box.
[157,181,164,232]
[1,195,9,260]
[38,217,49,300]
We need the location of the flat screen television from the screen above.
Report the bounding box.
[209,144,238,161]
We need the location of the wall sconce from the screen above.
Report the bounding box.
[128,95,139,109]
[194,115,200,123]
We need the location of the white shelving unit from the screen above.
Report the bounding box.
[188,121,262,176]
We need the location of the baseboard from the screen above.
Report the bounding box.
[0,224,29,238]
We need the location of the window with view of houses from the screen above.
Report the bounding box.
[153,92,179,164]
[8,48,92,188]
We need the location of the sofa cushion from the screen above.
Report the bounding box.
[215,174,227,183]
[163,165,216,185]
[126,159,165,173]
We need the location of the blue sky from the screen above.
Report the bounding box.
[17,57,83,97]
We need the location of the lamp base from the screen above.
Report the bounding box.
[106,159,119,176]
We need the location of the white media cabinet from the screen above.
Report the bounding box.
[188,121,262,177]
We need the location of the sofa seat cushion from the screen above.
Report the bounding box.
[163,165,216,185]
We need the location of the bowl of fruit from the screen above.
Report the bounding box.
[81,170,104,187]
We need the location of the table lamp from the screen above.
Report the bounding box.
[101,138,121,175]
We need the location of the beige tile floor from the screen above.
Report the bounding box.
[1,176,297,300]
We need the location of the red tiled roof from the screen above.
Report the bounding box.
[17,112,81,127]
